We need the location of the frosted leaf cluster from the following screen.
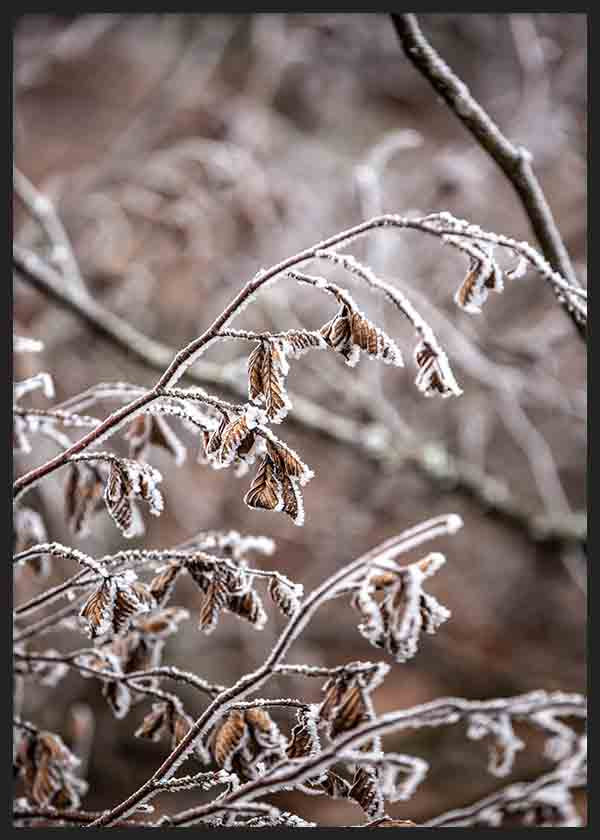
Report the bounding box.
[79,569,155,639]
[14,730,87,809]
[100,457,164,538]
[243,430,314,526]
[185,556,268,634]
[352,553,451,662]
[212,707,287,781]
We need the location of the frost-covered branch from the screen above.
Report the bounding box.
[14,239,583,543]
[159,692,585,827]
[423,736,586,827]
[87,514,462,826]
[14,212,583,510]
[14,166,88,294]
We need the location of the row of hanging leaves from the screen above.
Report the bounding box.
[16,262,466,541]
[208,662,403,820]
[77,547,301,644]
[16,224,563,543]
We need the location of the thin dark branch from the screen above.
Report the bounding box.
[391,13,585,341]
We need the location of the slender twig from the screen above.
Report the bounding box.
[13,601,82,643]
[14,167,87,294]
[12,807,145,828]
[15,650,227,698]
[14,541,302,617]
[13,406,101,429]
[391,13,585,340]
[422,751,586,826]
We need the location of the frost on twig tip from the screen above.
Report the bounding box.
[14,372,55,402]
[14,335,44,354]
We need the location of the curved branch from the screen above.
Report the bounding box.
[391,13,585,340]
[13,240,585,543]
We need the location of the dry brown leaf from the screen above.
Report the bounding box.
[414,340,462,398]
[280,473,303,525]
[126,414,186,464]
[64,462,104,536]
[261,342,290,422]
[247,341,267,402]
[455,264,482,310]
[213,710,247,768]
[286,714,320,759]
[149,563,183,607]
[227,587,267,628]
[317,770,352,799]
[16,732,84,809]
[350,312,402,365]
[219,416,252,465]
[112,585,145,636]
[102,679,132,720]
[198,573,230,634]
[284,330,326,356]
[244,456,282,512]
[205,413,229,457]
[320,306,354,362]
[320,674,352,723]
[135,606,189,637]
[268,577,301,617]
[135,702,171,741]
[110,632,161,675]
[172,711,193,748]
[79,578,115,638]
[349,765,385,819]
[266,439,311,483]
[330,684,369,737]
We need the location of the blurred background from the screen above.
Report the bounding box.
[13,13,587,825]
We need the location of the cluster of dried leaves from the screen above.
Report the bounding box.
[15,730,87,810]
[13,207,587,827]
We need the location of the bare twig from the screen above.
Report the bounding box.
[14,650,221,702]
[423,740,586,827]
[13,807,144,828]
[14,167,88,294]
[391,13,585,340]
